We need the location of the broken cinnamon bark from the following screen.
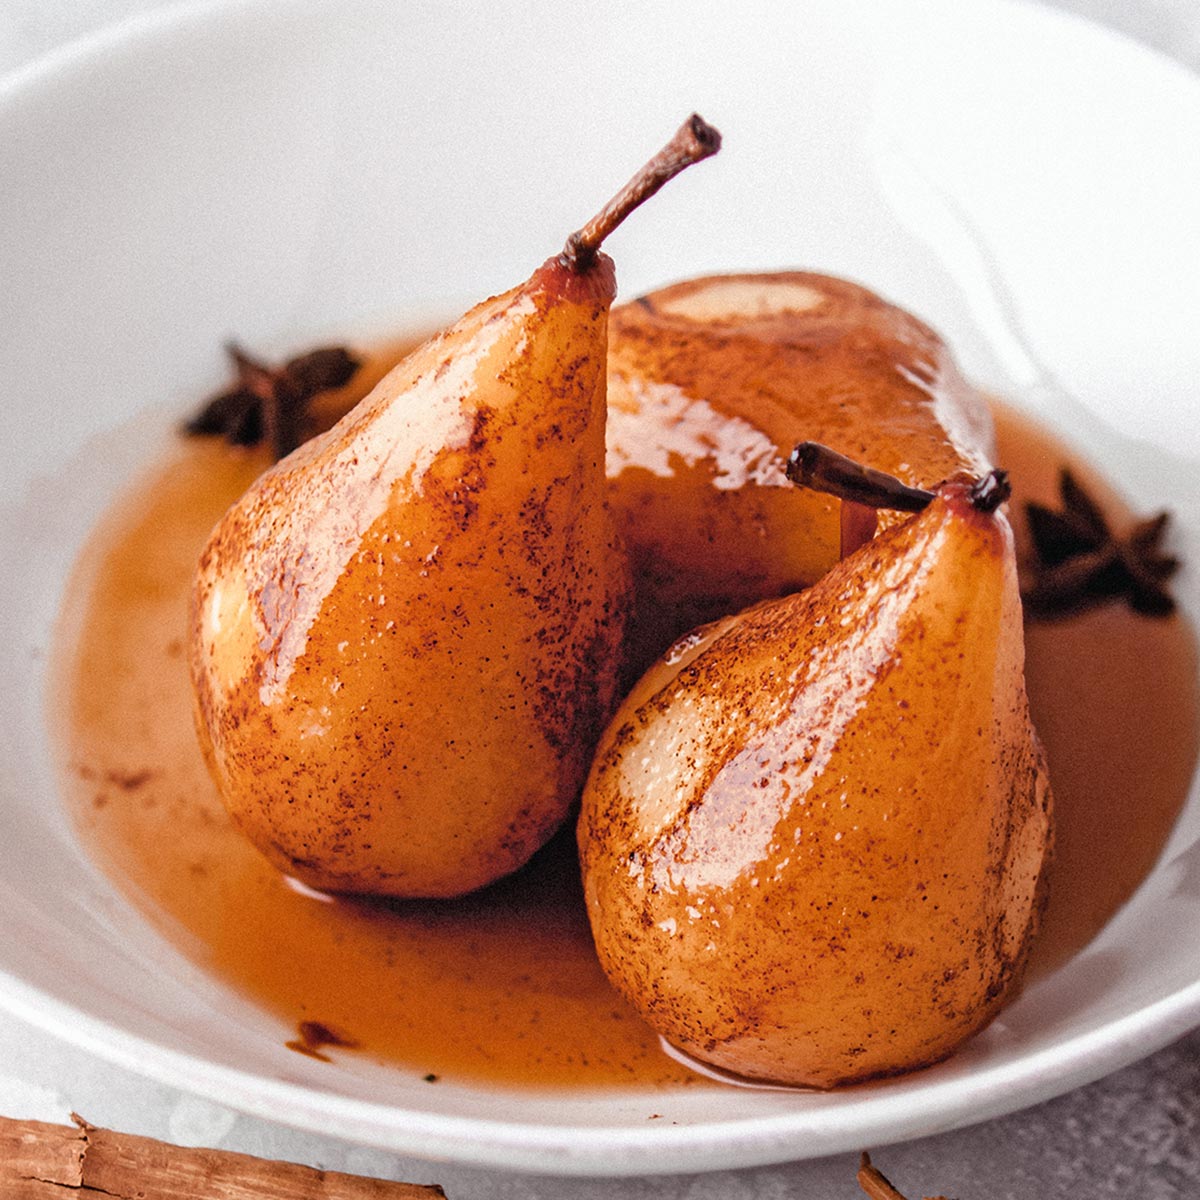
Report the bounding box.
[0,1113,444,1199]
[857,1151,952,1200]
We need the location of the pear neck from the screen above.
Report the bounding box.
[532,252,617,307]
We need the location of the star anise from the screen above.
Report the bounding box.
[183,342,361,460]
[1022,467,1179,618]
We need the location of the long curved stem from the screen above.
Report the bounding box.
[560,114,721,273]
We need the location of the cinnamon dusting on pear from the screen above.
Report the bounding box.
[189,116,721,899]
[579,433,1052,1088]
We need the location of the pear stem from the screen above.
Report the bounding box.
[560,114,722,273]
[969,469,1012,513]
[786,442,1011,515]
[786,442,936,513]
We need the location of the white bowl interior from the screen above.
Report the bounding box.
[1,0,1199,1175]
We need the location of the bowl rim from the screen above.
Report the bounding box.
[3,0,1200,1177]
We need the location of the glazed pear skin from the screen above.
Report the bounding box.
[578,479,1053,1087]
[605,272,995,667]
[190,256,630,898]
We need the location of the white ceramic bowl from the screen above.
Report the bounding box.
[2,0,1199,1177]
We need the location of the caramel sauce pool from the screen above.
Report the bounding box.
[993,405,1200,977]
[52,360,1198,1088]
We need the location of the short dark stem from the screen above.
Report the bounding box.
[786,442,936,513]
[788,443,1012,517]
[969,469,1011,513]
[560,114,721,273]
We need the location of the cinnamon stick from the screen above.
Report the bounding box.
[0,1114,445,1199]
[857,1151,951,1200]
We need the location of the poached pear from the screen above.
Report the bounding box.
[190,117,720,898]
[605,271,995,671]
[578,455,1053,1087]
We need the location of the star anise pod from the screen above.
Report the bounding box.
[183,342,361,460]
[1022,467,1179,618]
